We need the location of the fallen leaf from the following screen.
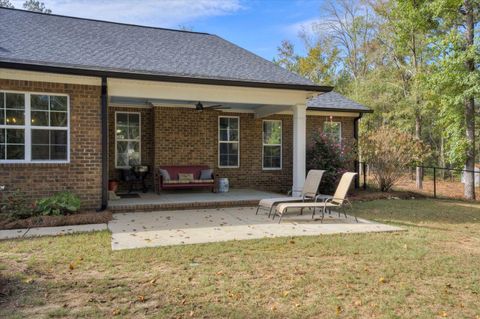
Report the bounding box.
[137,295,145,302]
[354,300,362,306]
[69,262,75,271]
[283,291,290,297]
[439,310,448,317]
[336,305,343,315]
[149,278,157,285]
[189,310,195,317]
[378,277,387,284]
[111,308,120,316]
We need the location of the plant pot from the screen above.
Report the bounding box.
[108,180,119,192]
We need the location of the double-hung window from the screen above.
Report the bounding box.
[263,120,282,169]
[323,121,342,144]
[0,91,69,162]
[218,116,239,168]
[115,112,141,168]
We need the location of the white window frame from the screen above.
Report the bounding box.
[218,116,240,168]
[262,120,282,170]
[0,90,70,164]
[115,111,141,169]
[323,121,342,144]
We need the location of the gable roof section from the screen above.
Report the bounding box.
[0,8,331,92]
[307,92,371,113]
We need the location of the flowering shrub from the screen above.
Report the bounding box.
[306,131,357,193]
[361,126,430,191]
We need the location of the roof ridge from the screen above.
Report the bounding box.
[0,6,211,36]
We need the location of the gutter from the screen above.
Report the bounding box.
[307,107,373,113]
[353,113,363,188]
[98,76,108,211]
[0,61,333,93]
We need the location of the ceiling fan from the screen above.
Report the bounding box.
[195,101,230,111]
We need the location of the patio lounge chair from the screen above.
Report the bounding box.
[274,172,358,223]
[255,169,325,218]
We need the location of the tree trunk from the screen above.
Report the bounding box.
[463,0,476,200]
[415,115,423,189]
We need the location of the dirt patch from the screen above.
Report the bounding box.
[0,211,112,230]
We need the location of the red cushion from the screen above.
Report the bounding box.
[159,165,210,180]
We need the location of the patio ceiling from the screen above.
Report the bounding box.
[109,96,292,118]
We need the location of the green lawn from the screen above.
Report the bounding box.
[1,199,479,318]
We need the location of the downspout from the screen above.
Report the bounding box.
[98,76,108,211]
[353,113,363,189]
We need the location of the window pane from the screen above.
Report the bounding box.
[128,126,140,140]
[51,145,67,160]
[219,155,228,166]
[219,129,228,142]
[6,129,24,144]
[5,110,25,125]
[50,112,67,127]
[0,93,3,125]
[228,155,238,166]
[128,113,139,125]
[31,95,49,110]
[31,111,49,126]
[50,96,67,111]
[0,92,4,109]
[6,144,24,160]
[32,145,49,160]
[229,118,238,130]
[117,154,128,167]
[51,130,67,145]
[0,110,4,126]
[219,117,229,129]
[229,129,238,142]
[32,129,49,144]
[116,113,128,126]
[116,126,128,140]
[263,121,281,145]
[117,141,128,154]
[0,129,4,144]
[264,145,281,168]
[0,145,4,159]
[5,93,24,109]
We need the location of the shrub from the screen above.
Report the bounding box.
[306,131,357,193]
[0,189,36,220]
[360,126,430,191]
[35,191,81,216]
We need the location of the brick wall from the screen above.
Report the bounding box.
[0,79,102,209]
[144,107,356,193]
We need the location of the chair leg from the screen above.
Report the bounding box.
[255,206,260,215]
[342,206,347,219]
[268,206,274,218]
[311,206,316,219]
[321,206,325,223]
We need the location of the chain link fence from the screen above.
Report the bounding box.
[355,162,480,200]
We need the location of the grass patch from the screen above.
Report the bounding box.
[1,198,480,318]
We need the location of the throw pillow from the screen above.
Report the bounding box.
[200,169,213,180]
[159,169,170,181]
[178,173,194,182]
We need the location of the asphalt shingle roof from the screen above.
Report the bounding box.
[307,92,371,112]
[0,8,326,90]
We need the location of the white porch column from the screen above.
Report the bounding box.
[292,103,307,196]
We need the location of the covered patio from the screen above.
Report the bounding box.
[108,188,285,212]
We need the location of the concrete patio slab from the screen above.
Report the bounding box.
[109,207,403,250]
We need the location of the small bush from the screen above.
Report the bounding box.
[306,131,357,193]
[361,126,430,191]
[0,189,36,220]
[35,191,81,216]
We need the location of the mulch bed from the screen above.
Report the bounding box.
[350,189,426,201]
[0,210,112,230]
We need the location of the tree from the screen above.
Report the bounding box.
[361,126,430,191]
[429,0,480,199]
[0,0,14,8]
[22,0,51,13]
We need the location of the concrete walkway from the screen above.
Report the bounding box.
[109,207,403,250]
[0,224,107,240]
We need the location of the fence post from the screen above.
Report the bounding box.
[363,162,367,190]
[433,167,436,198]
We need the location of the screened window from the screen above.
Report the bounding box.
[115,112,141,168]
[218,116,239,167]
[0,91,69,162]
[263,120,282,169]
[323,121,342,144]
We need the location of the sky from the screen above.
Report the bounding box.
[10,0,328,60]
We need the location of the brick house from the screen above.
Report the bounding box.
[0,8,370,210]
